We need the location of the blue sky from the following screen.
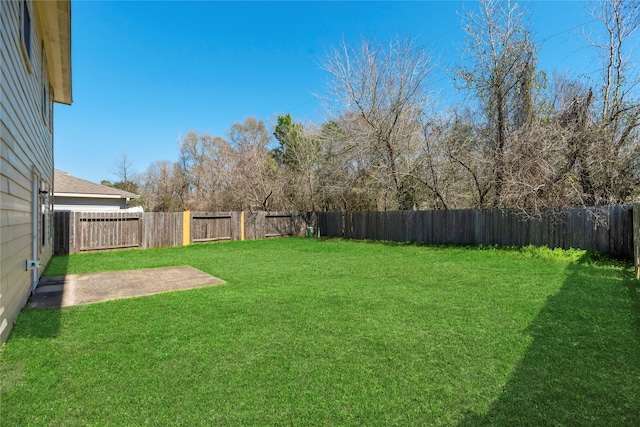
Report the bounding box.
[54,1,612,184]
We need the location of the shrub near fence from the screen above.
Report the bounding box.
[318,206,635,260]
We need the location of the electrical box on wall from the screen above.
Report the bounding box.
[26,259,40,270]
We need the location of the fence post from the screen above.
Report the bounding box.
[69,212,80,254]
[344,211,350,239]
[137,212,143,249]
[241,211,245,241]
[633,203,639,279]
[183,210,191,246]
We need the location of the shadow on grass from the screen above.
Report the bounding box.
[19,253,71,339]
[10,309,64,340]
[460,261,640,426]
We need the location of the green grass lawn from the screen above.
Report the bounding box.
[1,238,639,426]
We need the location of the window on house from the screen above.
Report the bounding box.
[41,212,46,247]
[42,43,48,125]
[42,86,47,123]
[49,86,54,132]
[41,85,51,127]
[48,188,54,243]
[21,0,32,70]
[40,182,50,249]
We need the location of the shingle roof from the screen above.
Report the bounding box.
[54,169,139,199]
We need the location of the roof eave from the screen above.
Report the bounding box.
[35,0,72,105]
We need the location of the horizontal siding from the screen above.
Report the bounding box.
[1,236,31,280]
[0,165,30,195]
[53,204,128,212]
[1,0,56,346]
[0,191,31,212]
[54,197,128,211]
[1,222,31,246]
[0,234,32,345]
[1,0,54,172]
[0,210,30,234]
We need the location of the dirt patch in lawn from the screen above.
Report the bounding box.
[29,266,225,308]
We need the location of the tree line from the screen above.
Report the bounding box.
[112,0,639,212]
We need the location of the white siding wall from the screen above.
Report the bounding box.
[1,0,55,345]
[54,197,129,212]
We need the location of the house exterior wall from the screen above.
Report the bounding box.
[54,197,130,212]
[1,0,57,346]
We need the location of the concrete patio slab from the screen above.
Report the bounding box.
[29,266,225,308]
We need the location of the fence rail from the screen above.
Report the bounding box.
[318,206,635,259]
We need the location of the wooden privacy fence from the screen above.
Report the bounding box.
[54,211,312,255]
[317,206,635,259]
[54,211,183,254]
[54,207,637,263]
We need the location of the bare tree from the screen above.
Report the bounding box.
[272,114,324,211]
[140,160,183,212]
[131,1,638,213]
[176,132,234,210]
[109,151,140,195]
[321,36,435,210]
[312,120,365,211]
[227,117,281,211]
[585,0,640,204]
[442,108,494,208]
[589,0,640,124]
[111,151,135,183]
[456,0,537,207]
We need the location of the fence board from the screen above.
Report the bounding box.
[243,212,253,240]
[53,211,70,254]
[610,206,632,259]
[317,211,342,237]
[243,211,258,240]
[143,212,183,249]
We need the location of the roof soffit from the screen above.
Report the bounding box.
[35,0,72,105]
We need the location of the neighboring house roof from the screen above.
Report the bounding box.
[35,1,72,105]
[54,169,140,199]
